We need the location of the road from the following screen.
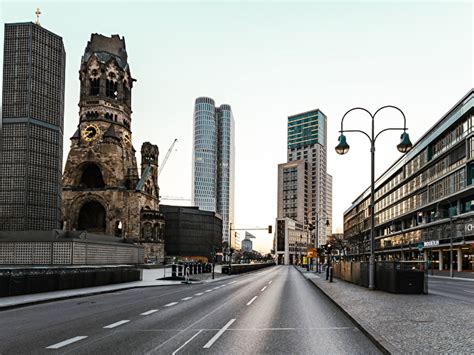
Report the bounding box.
[428,276,474,304]
[0,266,381,354]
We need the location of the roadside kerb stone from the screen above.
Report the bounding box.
[296,266,474,354]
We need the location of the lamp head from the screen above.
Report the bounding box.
[335,134,350,155]
[397,131,413,153]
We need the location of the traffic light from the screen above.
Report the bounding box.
[268,225,272,234]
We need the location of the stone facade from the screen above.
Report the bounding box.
[62,33,164,260]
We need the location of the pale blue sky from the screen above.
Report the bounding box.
[1,1,473,253]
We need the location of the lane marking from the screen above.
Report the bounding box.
[203,319,236,349]
[204,289,213,293]
[194,293,204,296]
[213,287,220,290]
[261,286,267,292]
[165,302,178,307]
[268,280,272,284]
[228,281,237,284]
[104,320,130,329]
[246,296,258,306]
[463,290,474,293]
[181,297,193,301]
[140,309,158,316]
[171,330,203,355]
[46,336,88,349]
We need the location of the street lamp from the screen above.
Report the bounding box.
[335,106,412,290]
[314,211,330,273]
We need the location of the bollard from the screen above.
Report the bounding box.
[326,265,329,280]
[329,266,333,282]
[171,264,177,278]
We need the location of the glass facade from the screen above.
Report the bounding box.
[288,109,326,149]
[192,97,235,245]
[343,90,474,271]
[0,22,65,231]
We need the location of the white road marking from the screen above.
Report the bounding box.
[181,297,193,301]
[46,336,88,349]
[172,330,203,354]
[463,290,474,293]
[228,281,237,284]
[203,319,236,349]
[261,286,267,292]
[140,309,158,316]
[204,289,213,293]
[213,287,220,290]
[165,302,178,307]
[268,280,272,284]
[194,293,204,296]
[103,320,130,329]
[246,296,258,306]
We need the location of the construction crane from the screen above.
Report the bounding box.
[158,138,177,176]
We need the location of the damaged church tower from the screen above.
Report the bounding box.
[62,33,165,261]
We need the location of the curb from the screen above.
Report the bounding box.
[294,266,397,355]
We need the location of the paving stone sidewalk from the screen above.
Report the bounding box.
[296,266,474,354]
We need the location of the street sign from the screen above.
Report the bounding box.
[307,247,315,258]
[417,242,423,251]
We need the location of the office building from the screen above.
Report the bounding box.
[343,89,474,272]
[277,109,332,248]
[161,205,222,261]
[242,231,255,252]
[191,97,235,247]
[274,217,310,265]
[0,22,65,231]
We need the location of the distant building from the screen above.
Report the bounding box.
[0,22,65,231]
[191,97,235,248]
[161,205,222,261]
[241,231,255,252]
[274,217,310,265]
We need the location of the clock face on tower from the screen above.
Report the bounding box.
[82,124,101,141]
[122,132,131,145]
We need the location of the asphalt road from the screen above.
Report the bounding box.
[0,266,381,354]
[428,277,474,304]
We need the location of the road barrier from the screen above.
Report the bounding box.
[221,262,275,275]
[0,266,141,297]
[332,261,427,294]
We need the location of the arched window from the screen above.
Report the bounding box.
[80,163,105,188]
[90,78,100,96]
[106,80,118,99]
[78,201,106,233]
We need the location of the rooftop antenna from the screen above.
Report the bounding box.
[35,8,41,26]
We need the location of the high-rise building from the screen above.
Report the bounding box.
[242,231,255,252]
[0,22,65,231]
[192,97,235,247]
[277,109,332,249]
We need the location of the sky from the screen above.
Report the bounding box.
[1,0,473,253]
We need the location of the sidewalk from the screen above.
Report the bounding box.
[0,268,228,310]
[295,266,474,354]
[428,269,474,280]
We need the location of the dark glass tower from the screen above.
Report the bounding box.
[0,22,66,231]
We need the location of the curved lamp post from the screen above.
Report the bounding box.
[335,106,412,290]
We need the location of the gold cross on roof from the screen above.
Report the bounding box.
[35,8,41,26]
